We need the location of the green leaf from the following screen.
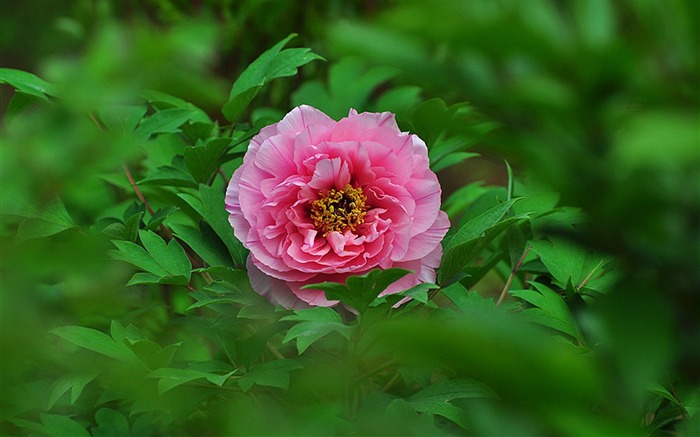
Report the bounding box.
[222,34,323,121]
[510,282,584,342]
[141,89,211,123]
[138,230,191,279]
[147,367,236,394]
[171,223,232,267]
[0,68,54,99]
[184,138,231,184]
[440,282,496,314]
[530,239,607,288]
[408,378,496,429]
[439,199,524,284]
[112,240,168,276]
[138,165,198,188]
[99,105,148,133]
[7,91,44,119]
[134,108,194,140]
[146,206,178,231]
[92,408,131,437]
[302,268,412,314]
[281,307,352,354]
[238,359,303,392]
[50,326,134,361]
[39,414,91,437]
[292,57,398,119]
[48,371,99,409]
[178,184,247,268]
[15,199,77,242]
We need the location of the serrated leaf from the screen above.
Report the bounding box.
[510,282,584,342]
[223,34,323,121]
[238,359,303,392]
[184,138,231,184]
[50,326,133,361]
[0,68,54,99]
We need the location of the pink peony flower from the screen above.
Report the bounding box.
[226,105,450,308]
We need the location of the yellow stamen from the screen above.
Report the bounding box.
[310,184,368,236]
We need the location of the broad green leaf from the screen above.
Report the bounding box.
[222,34,323,121]
[138,165,198,188]
[134,108,194,140]
[408,378,497,428]
[126,340,180,370]
[280,307,343,323]
[48,373,99,409]
[92,408,131,437]
[439,199,524,284]
[99,105,148,133]
[112,240,168,276]
[40,414,91,437]
[138,230,191,279]
[510,282,584,342]
[238,359,303,392]
[178,184,247,268]
[184,138,231,183]
[431,151,480,173]
[110,320,144,343]
[281,307,351,354]
[292,57,398,119]
[50,326,133,361]
[171,223,232,267]
[141,89,211,123]
[15,199,77,242]
[530,238,607,288]
[0,68,54,99]
[441,282,496,314]
[147,367,236,394]
[7,91,44,119]
[145,206,176,231]
[303,268,412,314]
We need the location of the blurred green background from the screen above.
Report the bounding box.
[1,0,698,435]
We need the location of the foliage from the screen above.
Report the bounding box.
[1,1,698,436]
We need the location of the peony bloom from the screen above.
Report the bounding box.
[226,105,449,308]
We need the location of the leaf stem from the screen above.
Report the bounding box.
[497,245,531,306]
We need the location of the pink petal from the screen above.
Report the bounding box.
[401,210,450,261]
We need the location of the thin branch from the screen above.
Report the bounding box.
[497,245,531,306]
[122,163,156,216]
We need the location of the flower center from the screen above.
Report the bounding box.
[310,184,368,236]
